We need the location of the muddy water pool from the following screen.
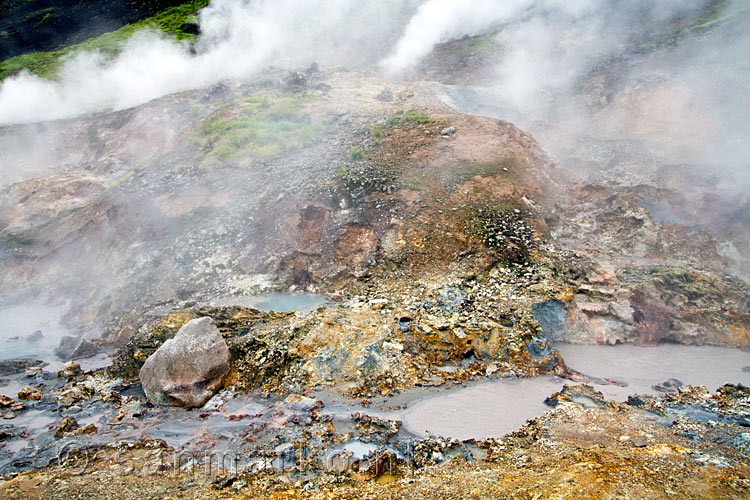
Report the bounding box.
[401,343,750,440]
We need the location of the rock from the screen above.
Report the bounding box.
[199,82,229,103]
[55,336,79,359]
[55,335,98,360]
[630,435,651,448]
[532,299,567,340]
[72,423,97,436]
[282,71,307,92]
[398,316,412,332]
[0,359,41,376]
[733,433,750,457]
[383,341,404,352]
[55,385,93,408]
[545,384,606,408]
[743,366,750,373]
[139,317,230,408]
[526,336,551,357]
[27,330,43,342]
[440,126,456,136]
[57,361,83,379]
[24,366,42,377]
[18,386,41,400]
[284,394,324,412]
[376,89,393,102]
[55,416,79,437]
[0,395,25,411]
[652,378,683,394]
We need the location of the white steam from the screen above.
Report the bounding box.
[0,0,420,125]
[0,0,746,149]
[379,0,532,76]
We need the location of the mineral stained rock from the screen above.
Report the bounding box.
[17,386,41,400]
[139,317,230,408]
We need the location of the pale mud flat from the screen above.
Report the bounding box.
[402,343,750,441]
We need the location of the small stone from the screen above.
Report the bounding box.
[630,435,650,448]
[0,360,37,376]
[57,361,83,379]
[72,423,97,436]
[652,378,683,394]
[440,126,456,136]
[25,366,42,377]
[284,394,324,412]
[376,89,393,102]
[382,341,404,352]
[55,416,79,437]
[0,395,23,410]
[18,386,41,400]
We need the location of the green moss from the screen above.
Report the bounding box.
[193,91,322,164]
[0,0,209,81]
[386,109,429,126]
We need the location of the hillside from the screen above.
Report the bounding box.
[0,1,749,499]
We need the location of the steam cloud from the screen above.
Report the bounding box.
[0,0,420,125]
[0,0,748,172]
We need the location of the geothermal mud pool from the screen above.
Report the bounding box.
[1,325,747,475]
[401,343,750,440]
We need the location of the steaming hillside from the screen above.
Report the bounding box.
[0,1,749,499]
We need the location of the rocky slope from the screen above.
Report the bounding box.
[1,1,749,498]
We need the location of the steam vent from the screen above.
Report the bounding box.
[1,1,749,498]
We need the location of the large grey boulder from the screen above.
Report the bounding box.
[139,317,230,408]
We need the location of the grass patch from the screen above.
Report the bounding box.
[386,109,429,127]
[192,91,321,164]
[348,146,364,161]
[0,0,209,81]
[370,124,384,139]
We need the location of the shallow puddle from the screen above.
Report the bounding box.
[402,343,750,440]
